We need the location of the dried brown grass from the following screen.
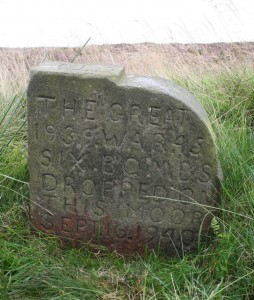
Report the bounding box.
[1,42,254,102]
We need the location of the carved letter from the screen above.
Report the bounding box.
[42,174,57,191]
[149,106,161,125]
[82,179,95,196]
[139,182,153,199]
[192,211,204,227]
[151,161,171,180]
[165,108,174,129]
[153,185,167,199]
[41,212,53,230]
[110,103,123,122]
[153,133,166,153]
[64,195,77,213]
[180,188,193,205]
[36,96,55,117]
[63,99,76,116]
[199,164,212,182]
[150,207,164,222]
[64,176,75,193]
[171,209,185,224]
[130,105,142,124]
[62,217,73,232]
[131,132,143,150]
[124,158,139,175]
[127,202,144,218]
[190,138,203,155]
[103,179,116,197]
[114,223,127,238]
[45,124,56,142]
[94,201,104,216]
[62,126,74,146]
[77,219,87,232]
[181,230,195,244]
[85,100,96,120]
[41,149,51,167]
[102,155,115,175]
[180,162,191,181]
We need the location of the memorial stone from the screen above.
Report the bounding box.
[27,62,221,256]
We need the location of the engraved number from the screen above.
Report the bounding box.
[46,124,56,142]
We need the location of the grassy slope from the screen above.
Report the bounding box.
[0,45,254,299]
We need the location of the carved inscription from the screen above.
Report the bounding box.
[28,63,221,256]
[35,96,55,117]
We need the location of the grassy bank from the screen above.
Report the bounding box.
[0,45,254,299]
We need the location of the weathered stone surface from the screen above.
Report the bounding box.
[27,62,221,256]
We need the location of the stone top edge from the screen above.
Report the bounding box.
[31,62,125,82]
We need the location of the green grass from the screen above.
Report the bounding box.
[1,66,254,299]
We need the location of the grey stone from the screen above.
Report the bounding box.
[27,62,221,256]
